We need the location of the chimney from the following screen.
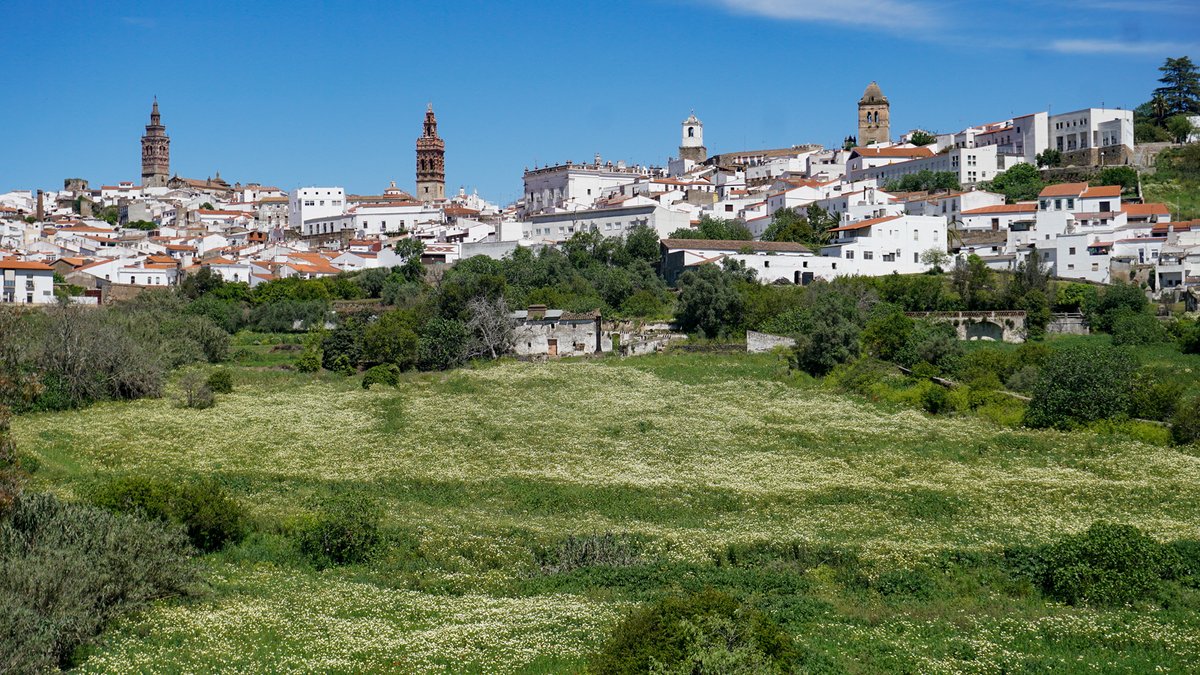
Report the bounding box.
[36,190,44,222]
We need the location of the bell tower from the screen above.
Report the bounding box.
[679,111,706,163]
[857,82,890,146]
[141,98,170,187]
[415,104,446,202]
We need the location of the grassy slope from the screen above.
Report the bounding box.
[13,352,1200,673]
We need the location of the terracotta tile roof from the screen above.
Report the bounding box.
[1039,182,1088,197]
[1081,185,1122,199]
[1123,202,1170,217]
[0,260,53,271]
[852,147,935,159]
[830,214,903,233]
[961,203,1037,215]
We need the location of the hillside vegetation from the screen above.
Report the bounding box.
[12,351,1200,672]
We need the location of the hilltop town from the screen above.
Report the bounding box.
[3,76,1199,309]
[4,50,1200,673]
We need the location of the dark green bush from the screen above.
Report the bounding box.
[298,493,383,567]
[0,493,195,672]
[921,383,950,414]
[362,364,401,390]
[1090,283,1148,333]
[535,533,644,575]
[1110,308,1168,346]
[91,475,246,553]
[1171,397,1200,445]
[830,357,891,396]
[173,478,247,553]
[1016,522,1178,606]
[295,348,322,372]
[417,317,469,371]
[206,369,234,394]
[1024,344,1135,430]
[89,475,174,522]
[590,589,796,674]
[1128,369,1184,422]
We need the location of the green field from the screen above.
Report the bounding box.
[13,351,1200,672]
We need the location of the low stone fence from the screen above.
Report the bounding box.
[747,331,797,353]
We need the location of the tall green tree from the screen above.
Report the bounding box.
[1155,56,1200,116]
[674,264,744,337]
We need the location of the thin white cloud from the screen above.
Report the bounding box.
[1066,0,1200,13]
[1047,38,1198,55]
[121,17,157,29]
[703,0,937,30]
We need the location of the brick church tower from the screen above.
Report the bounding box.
[141,98,170,187]
[415,104,445,202]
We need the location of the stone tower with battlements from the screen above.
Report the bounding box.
[857,82,890,146]
[141,99,170,187]
[416,104,446,202]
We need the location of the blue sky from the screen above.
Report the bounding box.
[2,0,1197,204]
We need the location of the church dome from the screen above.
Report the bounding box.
[859,82,888,105]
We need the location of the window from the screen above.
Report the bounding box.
[913,252,919,263]
[846,250,854,259]
[913,230,919,241]
[725,204,733,212]
[863,251,873,260]
[1067,198,1075,210]
[1099,200,1110,212]
[1069,247,1076,255]
[1091,263,1099,271]
[1068,264,1075,270]
[764,261,770,268]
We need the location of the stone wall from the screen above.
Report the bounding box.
[747,330,797,353]
[1047,313,1089,336]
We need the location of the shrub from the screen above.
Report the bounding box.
[675,264,744,338]
[1090,283,1148,333]
[206,368,234,394]
[921,383,950,415]
[1171,397,1200,446]
[1018,522,1178,606]
[895,320,962,371]
[89,475,174,522]
[1110,308,1168,346]
[829,357,891,396]
[90,475,246,553]
[0,493,195,671]
[535,533,643,575]
[298,493,383,567]
[362,363,401,390]
[1005,365,1041,394]
[1128,368,1184,422]
[1024,343,1135,430]
[790,286,863,376]
[295,348,322,372]
[590,590,795,674]
[177,368,215,409]
[173,478,248,553]
[417,317,469,371]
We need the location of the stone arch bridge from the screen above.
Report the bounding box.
[905,311,1027,343]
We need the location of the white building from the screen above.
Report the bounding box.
[525,198,691,243]
[289,187,345,231]
[522,159,664,215]
[821,214,948,275]
[659,239,838,285]
[856,145,1025,186]
[1,260,55,304]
